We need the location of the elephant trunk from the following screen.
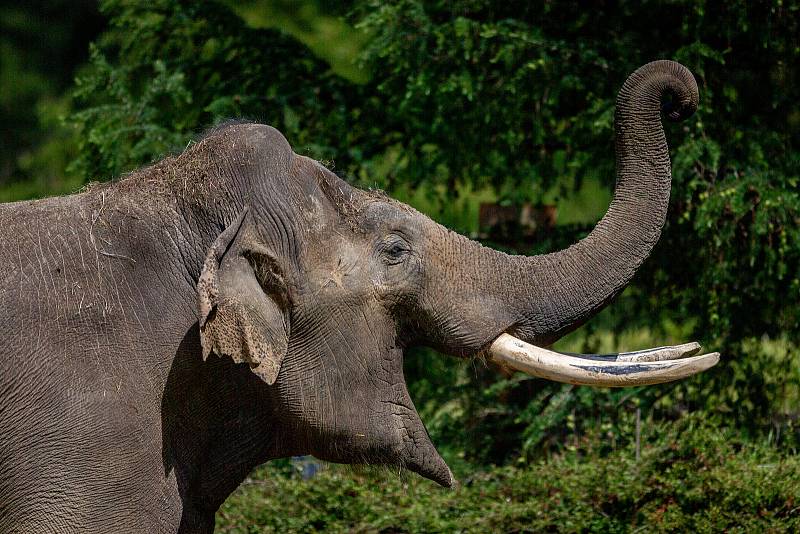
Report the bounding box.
[480,61,699,347]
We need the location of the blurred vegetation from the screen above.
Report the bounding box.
[2,0,800,530]
[221,0,371,83]
[0,0,103,200]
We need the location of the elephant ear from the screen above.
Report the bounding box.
[197,208,289,385]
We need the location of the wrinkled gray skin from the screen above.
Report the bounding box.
[0,61,697,533]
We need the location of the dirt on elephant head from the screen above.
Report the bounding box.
[79,122,259,204]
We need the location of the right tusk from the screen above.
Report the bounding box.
[488,333,719,387]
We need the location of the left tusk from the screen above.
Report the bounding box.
[488,333,719,387]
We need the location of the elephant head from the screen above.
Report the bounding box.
[179,60,715,487]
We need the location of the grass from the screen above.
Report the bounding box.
[216,415,800,533]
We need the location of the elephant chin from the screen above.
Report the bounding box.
[390,392,455,487]
[309,427,454,487]
[401,428,454,488]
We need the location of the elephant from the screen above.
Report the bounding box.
[0,60,716,533]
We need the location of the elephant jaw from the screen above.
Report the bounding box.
[402,430,454,488]
[488,333,719,387]
[389,393,455,487]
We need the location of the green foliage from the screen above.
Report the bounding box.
[0,0,102,199]
[70,50,192,181]
[0,94,84,202]
[68,0,358,181]
[217,415,800,532]
[352,0,618,196]
[686,171,800,341]
[224,0,371,83]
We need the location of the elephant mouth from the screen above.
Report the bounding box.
[406,450,454,488]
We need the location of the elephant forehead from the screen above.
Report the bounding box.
[357,199,422,230]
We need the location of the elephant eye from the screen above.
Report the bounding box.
[381,237,411,265]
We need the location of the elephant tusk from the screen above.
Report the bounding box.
[563,342,701,363]
[488,334,719,387]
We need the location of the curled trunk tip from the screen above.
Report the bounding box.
[619,60,699,123]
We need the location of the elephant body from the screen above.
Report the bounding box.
[1,126,451,532]
[0,61,698,533]
[0,185,220,531]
